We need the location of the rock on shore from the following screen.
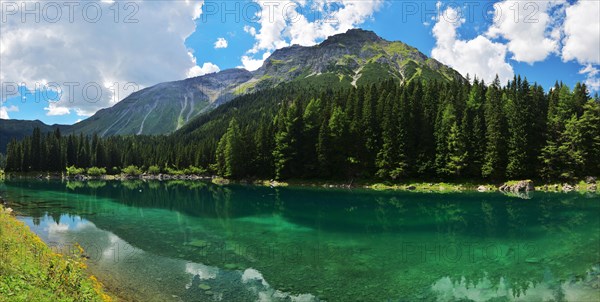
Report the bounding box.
[499,180,535,193]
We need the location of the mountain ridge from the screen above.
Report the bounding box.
[1,28,464,150]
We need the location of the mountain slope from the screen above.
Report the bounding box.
[67,29,462,137]
[68,69,253,137]
[2,29,464,143]
[0,119,69,152]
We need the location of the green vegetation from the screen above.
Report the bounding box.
[0,207,110,301]
[233,81,258,95]
[5,77,600,183]
[383,41,413,57]
[66,166,85,176]
[147,165,161,175]
[86,167,106,177]
[121,165,142,176]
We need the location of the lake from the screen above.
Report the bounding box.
[1,180,599,302]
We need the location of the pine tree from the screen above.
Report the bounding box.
[482,76,507,179]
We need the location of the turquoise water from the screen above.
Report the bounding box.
[1,180,599,301]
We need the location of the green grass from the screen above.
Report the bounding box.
[383,41,413,57]
[233,81,258,95]
[0,206,111,302]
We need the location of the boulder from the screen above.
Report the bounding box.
[499,180,534,193]
[406,185,416,190]
[477,185,488,192]
[562,184,574,192]
[585,176,597,184]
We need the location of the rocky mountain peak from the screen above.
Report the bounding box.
[320,28,383,47]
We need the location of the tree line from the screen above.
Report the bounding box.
[4,76,600,181]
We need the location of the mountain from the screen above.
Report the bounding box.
[252,29,462,90]
[0,119,69,152]
[67,29,462,137]
[1,29,464,144]
[68,69,253,137]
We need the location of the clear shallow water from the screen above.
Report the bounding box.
[1,180,599,302]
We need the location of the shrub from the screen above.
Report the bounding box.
[121,165,142,176]
[86,167,107,176]
[165,167,184,175]
[66,166,85,176]
[183,165,207,175]
[147,165,161,175]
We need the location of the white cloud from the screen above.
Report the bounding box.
[486,1,563,64]
[0,0,205,117]
[431,7,514,84]
[562,1,600,65]
[244,0,383,62]
[75,108,95,117]
[240,52,272,71]
[187,62,221,77]
[244,25,257,36]
[0,105,19,119]
[579,64,600,91]
[214,37,228,49]
[186,51,220,77]
[44,103,71,116]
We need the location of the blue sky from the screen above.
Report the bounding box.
[1,0,598,125]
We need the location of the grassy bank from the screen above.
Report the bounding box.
[0,206,111,302]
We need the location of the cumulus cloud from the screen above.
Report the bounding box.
[562,1,600,65]
[431,6,514,84]
[187,62,221,78]
[0,0,205,118]
[186,51,220,77]
[240,52,272,71]
[214,37,228,49]
[486,0,563,64]
[0,104,19,119]
[579,64,600,91]
[242,0,384,69]
[562,1,600,92]
[44,103,71,116]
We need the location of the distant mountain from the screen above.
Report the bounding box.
[1,29,464,144]
[0,119,68,152]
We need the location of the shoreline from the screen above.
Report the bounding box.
[3,172,597,194]
[0,205,112,301]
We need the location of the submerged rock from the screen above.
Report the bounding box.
[198,283,211,291]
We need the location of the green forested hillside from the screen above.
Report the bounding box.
[0,119,69,153]
[1,29,462,145]
[5,76,600,182]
